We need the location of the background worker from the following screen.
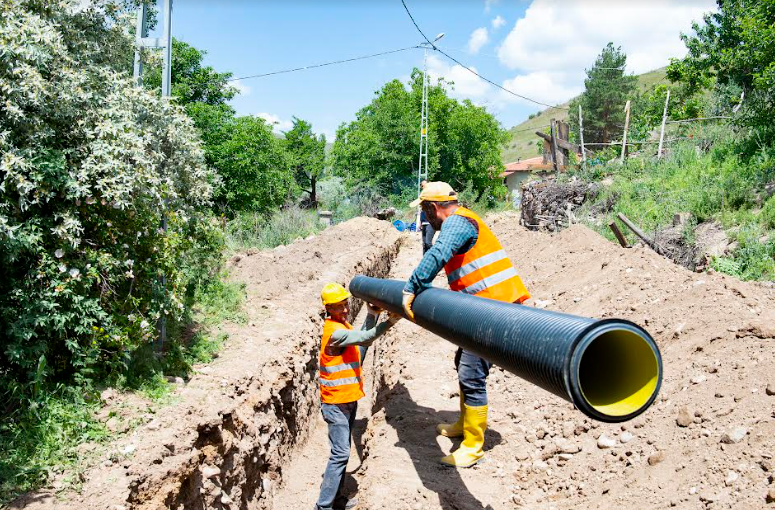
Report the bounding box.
[401,182,530,468]
[418,180,435,253]
[316,283,401,510]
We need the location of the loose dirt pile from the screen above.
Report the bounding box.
[354,213,775,510]
[12,213,775,510]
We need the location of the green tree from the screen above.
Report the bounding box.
[667,0,775,150]
[569,43,637,144]
[210,116,297,214]
[284,117,326,207]
[330,69,507,199]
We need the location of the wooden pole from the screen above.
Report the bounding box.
[578,104,586,172]
[620,100,631,163]
[658,89,670,159]
[616,213,663,255]
[608,221,629,248]
[550,119,560,176]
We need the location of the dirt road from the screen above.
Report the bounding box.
[12,214,775,510]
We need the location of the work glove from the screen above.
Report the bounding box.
[367,303,383,315]
[402,291,416,321]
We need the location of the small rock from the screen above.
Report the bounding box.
[676,407,693,427]
[689,487,697,495]
[102,459,113,468]
[146,419,161,431]
[691,375,706,384]
[620,431,634,444]
[122,444,136,455]
[725,470,739,486]
[648,451,666,466]
[262,478,272,492]
[221,492,233,505]
[558,453,574,461]
[597,434,616,449]
[106,416,121,432]
[766,489,775,504]
[532,460,549,471]
[720,427,748,444]
[766,384,775,396]
[699,491,718,503]
[202,465,220,479]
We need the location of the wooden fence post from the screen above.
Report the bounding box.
[579,104,586,171]
[620,100,631,164]
[550,119,560,176]
[658,89,670,159]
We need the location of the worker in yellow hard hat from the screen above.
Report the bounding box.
[315,283,401,510]
[403,181,531,468]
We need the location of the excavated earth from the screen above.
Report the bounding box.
[11,213,775,510]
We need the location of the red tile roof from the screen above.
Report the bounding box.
[500,156,550,177]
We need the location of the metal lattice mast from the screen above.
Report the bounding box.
[416,45,430,196]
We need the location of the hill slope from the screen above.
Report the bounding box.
[501,67,668,163]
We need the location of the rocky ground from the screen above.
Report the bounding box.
[10,213,775,510]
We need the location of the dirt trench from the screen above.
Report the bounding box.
[13,214,775,510]
[12,218,403,510]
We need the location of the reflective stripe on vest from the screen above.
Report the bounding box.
[319,319,365,404]
[443,207,530,304]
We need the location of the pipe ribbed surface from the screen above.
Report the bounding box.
[349,276,662,423]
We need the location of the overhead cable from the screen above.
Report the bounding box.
[225,45,421,83]
[399,0,569,111]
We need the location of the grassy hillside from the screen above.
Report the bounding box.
[501,67,669,163]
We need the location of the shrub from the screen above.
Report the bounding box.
[225,206,323,251]
[0,0,222,404]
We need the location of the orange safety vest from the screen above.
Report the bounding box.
[443,207,530,303]
[319,319,365,404]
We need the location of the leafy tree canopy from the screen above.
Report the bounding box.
[667,0,775,149]
[209,116,297,214]
[330,69,508,200]
[284,117,326,207]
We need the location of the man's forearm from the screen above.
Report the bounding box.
[330,316,396,347]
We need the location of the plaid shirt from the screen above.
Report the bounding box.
[404,213,478,295]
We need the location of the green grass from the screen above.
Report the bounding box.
[0,385,109,503]
[502,67,670,163]
[573,137,775,281]
[225,206,324,252]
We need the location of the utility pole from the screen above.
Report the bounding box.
[416,44,430,196]
[415,32,444,233]
[134,0,173,352]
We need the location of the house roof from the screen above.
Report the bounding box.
[500,156,550,177]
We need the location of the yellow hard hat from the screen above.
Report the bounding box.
[410,181,457,207]
[321,282,351,306]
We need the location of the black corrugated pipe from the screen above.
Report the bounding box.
[349,276,662,423]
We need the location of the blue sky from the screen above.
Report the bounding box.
[150,0,716,141]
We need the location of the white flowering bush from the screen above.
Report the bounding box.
[0,1,222,391]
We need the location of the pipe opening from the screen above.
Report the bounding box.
[577,329,659,418]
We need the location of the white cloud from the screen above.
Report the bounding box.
[426,55,491,100]
[495,0,716,106]
[256,112,293,133]
[231,80,251,97]
[484,0,499,13]
[467,27,489,55]
[499,71,583,107]
[491,15,506,30]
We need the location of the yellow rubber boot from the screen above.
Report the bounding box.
[439,404,487,468]
[436,394,464,438]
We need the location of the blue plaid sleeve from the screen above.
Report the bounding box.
[403,214,478,295]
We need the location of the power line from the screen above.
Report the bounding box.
[399,0,568,111]
[225,45,421,83]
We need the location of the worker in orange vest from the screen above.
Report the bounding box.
[402,182,530,468]
[315,283,401,510]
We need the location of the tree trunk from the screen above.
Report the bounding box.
[310,174,317,208]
